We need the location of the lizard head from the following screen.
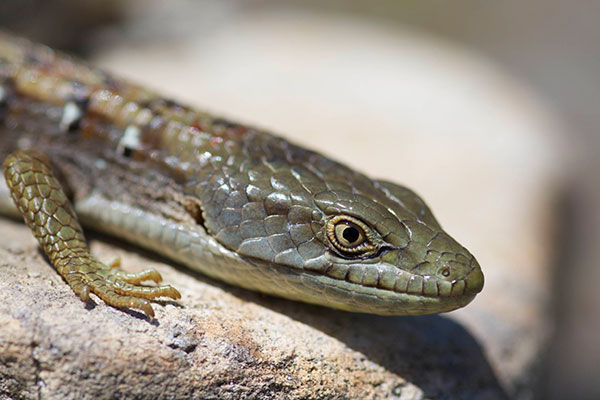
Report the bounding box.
[204,156,484,315]
[306,179,484,315]
[200,134,483,315]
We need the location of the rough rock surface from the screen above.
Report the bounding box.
[1,7,567,400]
[0,218,504,400]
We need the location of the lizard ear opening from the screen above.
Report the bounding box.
[182,197,207,231]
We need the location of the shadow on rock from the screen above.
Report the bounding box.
[86,230,508,399]
[252,296,507,400]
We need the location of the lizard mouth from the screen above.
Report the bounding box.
[297,266,483,316]
[319,258,484,299]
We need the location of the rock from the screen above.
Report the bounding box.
[0,218,505,400]
[1,7,566,400]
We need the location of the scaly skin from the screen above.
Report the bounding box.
[0,32,483,318]
[2,151,181,318]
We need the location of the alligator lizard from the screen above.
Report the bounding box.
[0,32,484,318]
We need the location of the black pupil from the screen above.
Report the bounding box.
[342,226,360,244]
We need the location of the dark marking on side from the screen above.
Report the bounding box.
[122,147,133,158]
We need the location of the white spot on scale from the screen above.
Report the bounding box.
[59,102,83,132]
[117,125,142,155]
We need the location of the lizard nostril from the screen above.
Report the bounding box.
[439,267,451,277]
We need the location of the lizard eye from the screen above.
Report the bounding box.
[335,222,363,247]
[327,215,378,255]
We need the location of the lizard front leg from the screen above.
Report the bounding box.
[2,149,181,318]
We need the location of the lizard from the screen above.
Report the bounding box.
[0,32,483,319]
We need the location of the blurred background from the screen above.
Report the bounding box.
[1,1,598,399]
